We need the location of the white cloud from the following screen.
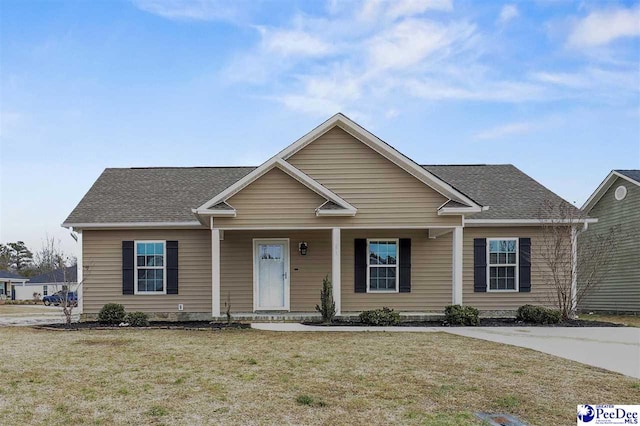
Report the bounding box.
[497,4,519,25]
[567,6,640,47]
[358,0,452,22]
[259,28,333,57]
[367,19,475,70]
[473,121,535,140]
[131,0,247,22]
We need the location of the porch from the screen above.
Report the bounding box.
[210,227,464,317]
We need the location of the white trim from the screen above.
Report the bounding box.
[253,238,290,311]
[77,232,83,314]
[62,221,203,230]
[582,170,640,213]
[211,228,221,317]
[465,218,598,227]
[196,157,357,214]
[133,240,167,295]
[332,228,341,316]
[276,113,483,210]
[486,238,519,292]
[571,226,578,314]
[192,208,237,217]
[215,225,460,231]
[438,206,482,215]
[452,227,463,304]
[429,228,454,239]
[366,238,399,293]
[316,209,357,217]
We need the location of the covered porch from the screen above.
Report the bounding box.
[209,227,464,318]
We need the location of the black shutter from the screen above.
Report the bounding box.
[473,238,487,292]
[399,238,411,293]
[519,238,531,292]
[166,240,179,294]
[354,239,367,293]
[122,241,134,295]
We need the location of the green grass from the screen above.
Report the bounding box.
[578,313,640,327]
[0,327,637,425]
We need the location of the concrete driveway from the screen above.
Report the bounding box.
[0,304,79,326]
[445,327,640,379]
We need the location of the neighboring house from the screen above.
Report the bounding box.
[13,265,78,301]
[0,270,29,300]
[62,113,586,320]
[579,170,640,313]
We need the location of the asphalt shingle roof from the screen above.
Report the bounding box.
[616,170,640,184]
[29,265,78,283]
[64,164,577,224]
[0,270,27,280]
[423,164,579,219]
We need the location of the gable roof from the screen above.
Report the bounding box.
[277,113,482,211]
[582,169,640,213]
[29,265,78,284]
[0,270,27,280]
[194,157,357,220]
[424,164,580,220]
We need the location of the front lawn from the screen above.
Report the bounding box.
[0,328,637,425]
[0,304,58,317]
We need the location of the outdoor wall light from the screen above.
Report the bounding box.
[298,242,308,256]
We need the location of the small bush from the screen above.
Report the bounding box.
[296,395,326,407]
[97,303,126,324]
[125,311,149,327]
[444,305,480,326]
[315,275,336,323]
[359,307,400,326]
[517,305,561,324]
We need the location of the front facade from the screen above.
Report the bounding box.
[0,271,29,301]
[64,114,581,319]
[579,170,640,313]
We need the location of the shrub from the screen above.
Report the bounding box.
[516,305,561,324]
[315,275,336,323]
[125,311,149,327]
[359,307,400,326]
[444,305,480,326]
[98,303,126,324]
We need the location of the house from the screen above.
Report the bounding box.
[13,265,78,301]
[579,170,640,313]
[62,113,587,320]
[0,270,29,301]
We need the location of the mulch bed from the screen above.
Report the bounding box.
[303,318,623,327]
[35,321,250,331]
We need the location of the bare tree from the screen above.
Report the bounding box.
[537,198,618,319]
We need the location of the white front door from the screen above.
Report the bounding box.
[254,239,290,311]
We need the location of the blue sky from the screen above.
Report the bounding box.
[1,0,639,258]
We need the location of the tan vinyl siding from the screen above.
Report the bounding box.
[340,230,453,312]
[214,168,327,229]
[462,227,558,310]
[220,230,331,312]
[287,127,461,227]
[579,177,640,312]
[82,230,212,314]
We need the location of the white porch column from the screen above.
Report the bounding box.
[332,228,341,316]
[76,232,83,315]
[571,226,578,315]
[452,226,463,305]
[211,228,221,317]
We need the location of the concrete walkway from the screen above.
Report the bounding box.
[251,323,640,378]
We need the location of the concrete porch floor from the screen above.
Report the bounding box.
[220,312,446,322]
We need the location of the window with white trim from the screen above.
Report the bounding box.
[43,285,48,296]
[135,241,166,294]
[367,239,398,292]
[488,238,518,291]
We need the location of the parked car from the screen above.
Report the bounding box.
[42,291,77,307]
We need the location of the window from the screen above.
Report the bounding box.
[488,238,518,291]
[367,239,398,292]
[135,241,166,294]
[43,285,48,296]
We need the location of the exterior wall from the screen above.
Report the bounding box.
[214,168,327,228]
[340,229,453,312]
[220,230,331,312]
[579,177,640,312]
[287,127,461,227]
[462,227,558,310]
[82,229,212,314]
